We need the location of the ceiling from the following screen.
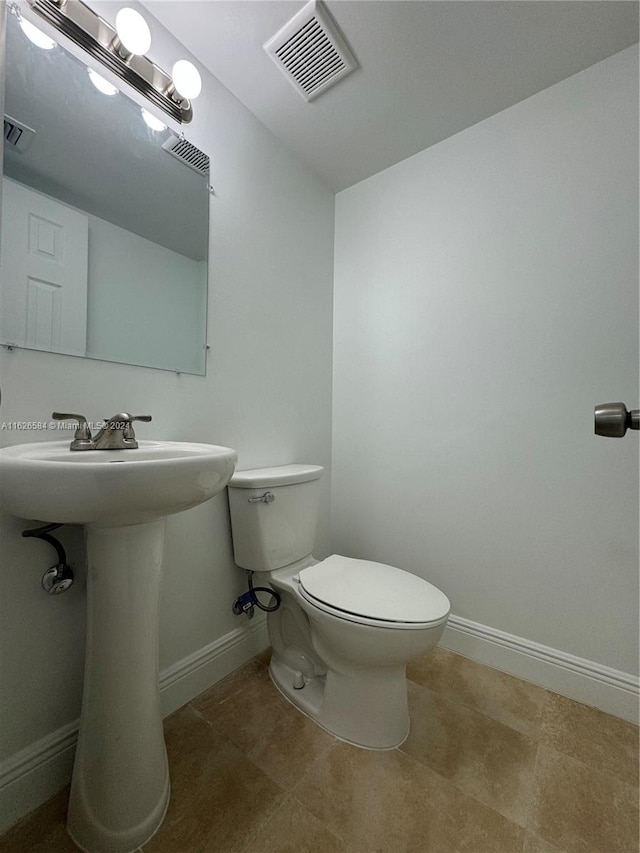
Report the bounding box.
[145,1,639,192]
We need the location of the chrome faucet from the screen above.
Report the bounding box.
[93,413,152,449]
[52,412,152,451]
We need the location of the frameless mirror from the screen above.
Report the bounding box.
[1,12,209,375]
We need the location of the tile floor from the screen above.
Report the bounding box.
[2,647,638,853]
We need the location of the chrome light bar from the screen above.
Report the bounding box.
[25,0,193,123]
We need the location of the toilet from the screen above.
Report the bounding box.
[227,464,450,749]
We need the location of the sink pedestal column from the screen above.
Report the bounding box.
[67,520,170,853]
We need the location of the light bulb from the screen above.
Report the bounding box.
[171,60,202,100]
[88,69,118,96]
[115,8,151,56]
[141,109,166,132]
[19,18,56,50]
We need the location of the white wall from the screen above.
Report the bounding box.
[86,214,207,373]
[0,0,334,823]
[332,47,639,679]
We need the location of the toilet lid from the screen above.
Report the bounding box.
[298,555,450,624]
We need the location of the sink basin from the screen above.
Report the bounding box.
[0,438,237,852]
[0,439,237,526]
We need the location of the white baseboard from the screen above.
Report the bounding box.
[0,722,77,839]
[442,615,639,725]
[0,618,269,835]
[159,616,269,717]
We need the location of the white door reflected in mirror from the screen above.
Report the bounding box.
[1,179,88,355]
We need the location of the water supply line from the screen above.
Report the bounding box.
[22,522,75,594]
[232,570,281,619]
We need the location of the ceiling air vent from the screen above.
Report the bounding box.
[162,134,210,176]
[4,115,36,153]
[264,0,357,102]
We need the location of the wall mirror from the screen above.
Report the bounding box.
[1,11,210,375]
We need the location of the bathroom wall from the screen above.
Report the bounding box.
[332,47,639,700]
[0,2,334,828]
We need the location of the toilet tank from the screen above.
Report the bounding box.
[227,464,324,571]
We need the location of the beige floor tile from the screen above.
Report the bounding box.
[540,691,639,786]
[242,795,350,853]
[401,681,538,826]
[3,650,636,853]
[254,646,273,667]
[295,739,525,853]
[192,658,266,713]
[143,705,286,853]
[195,664,336,790]
[0,789,76,853]
[407,647,547,738]
[529,744,640,853]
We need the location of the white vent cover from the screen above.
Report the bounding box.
[162,134,210,176]
[4,115,36,153]
[264,0,357,102]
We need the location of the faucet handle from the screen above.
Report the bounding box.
[103,412,151,423]
[122,415,152,442]
[51,412,94,450]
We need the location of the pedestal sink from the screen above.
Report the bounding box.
[0,440,237,852]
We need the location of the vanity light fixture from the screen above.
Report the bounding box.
[16,0,202,124]
[141,108,166,132]
[87,68,118,96]
[18,15,55,49]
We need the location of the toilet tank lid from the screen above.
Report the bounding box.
[229,464,324,488]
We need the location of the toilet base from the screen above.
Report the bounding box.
[269,654,410,750]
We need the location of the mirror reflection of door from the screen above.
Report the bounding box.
[1,178,88,355]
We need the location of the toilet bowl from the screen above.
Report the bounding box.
[227,465,450,749]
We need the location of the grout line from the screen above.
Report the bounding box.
[396,704,539,836]
[525,737,544,836]
[407,661,550,739]
[204,661,267,708]
[287,788,357,853]
[519,827,527,853]
[532,690,639,787]
[192,695,256,751]
[288,735,339,798]
[406,678,537,731]
[187,700,212,725]
[194,652,337,791]
[236,792,292,853]
[286,740,356,849]
[520,739,639,853]
[186,702,293,799]
[395,744,530,844]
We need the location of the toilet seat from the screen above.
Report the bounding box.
[297,555,450,629]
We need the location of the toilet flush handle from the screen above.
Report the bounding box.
[248,491,275,504]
